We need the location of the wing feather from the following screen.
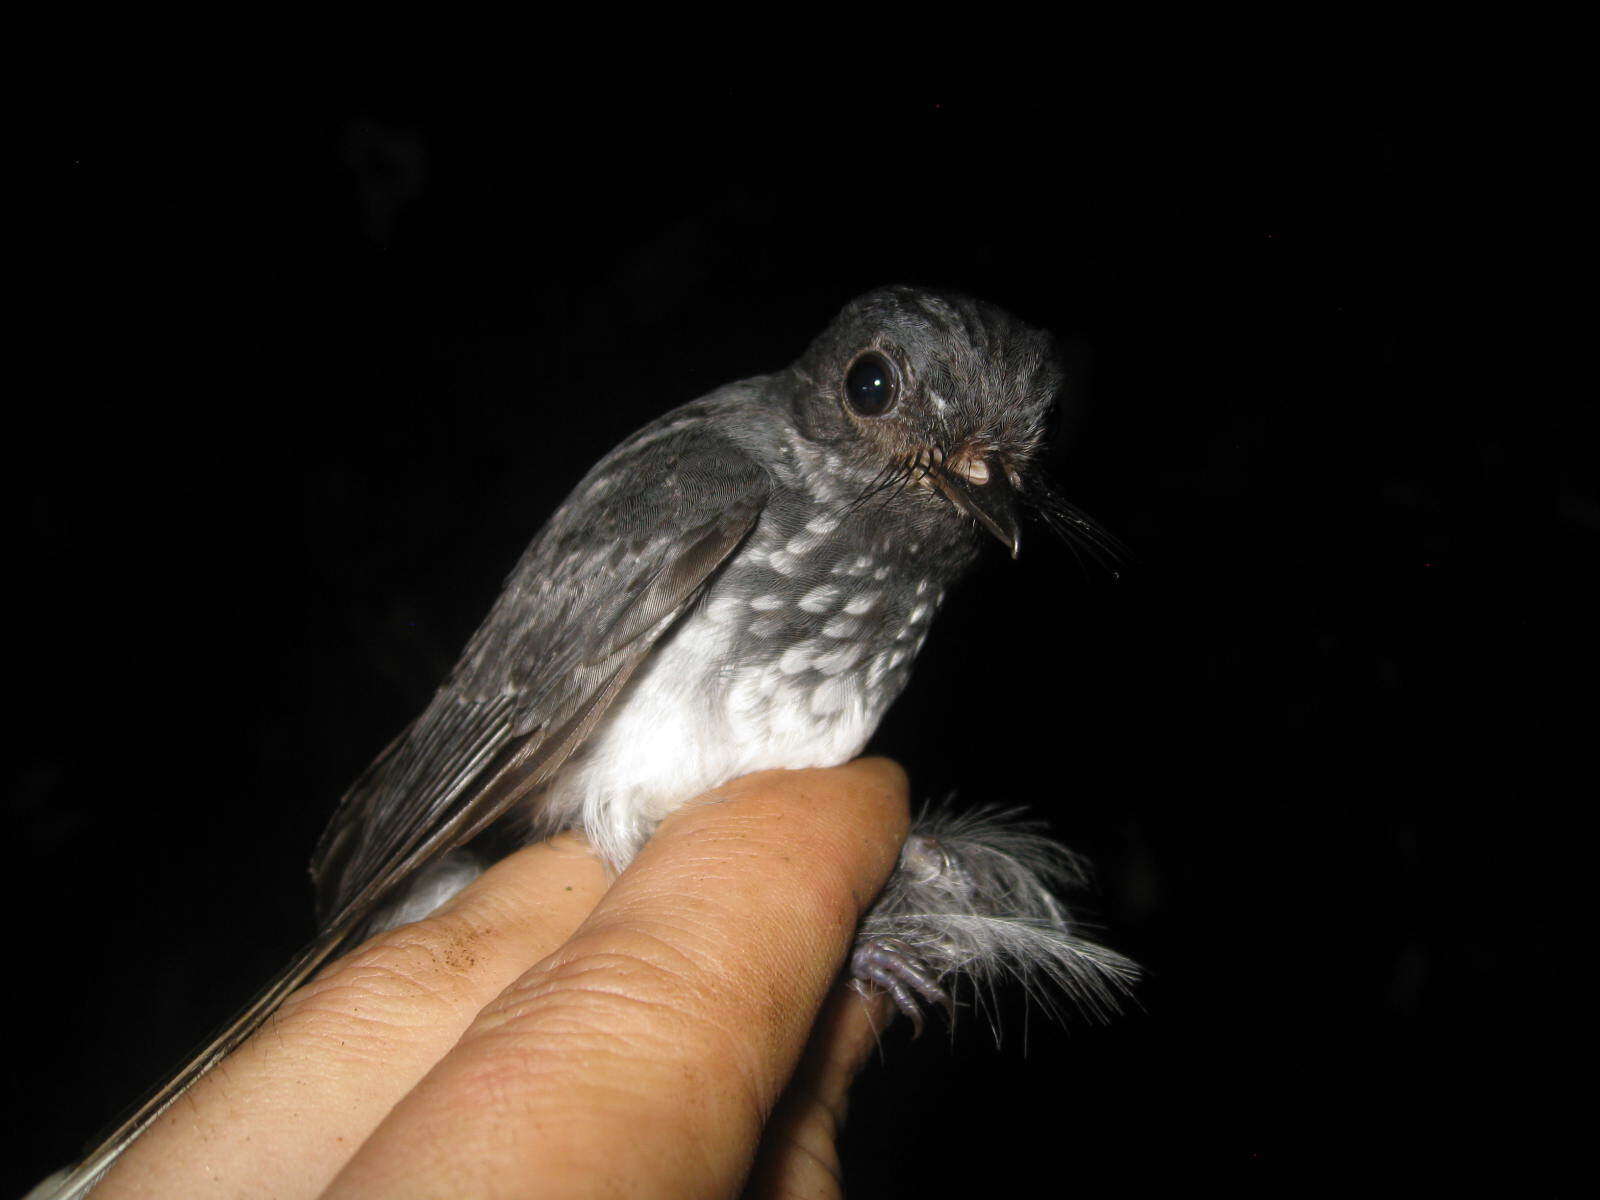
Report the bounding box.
[312,407,768,927]
[54,403,771,1199]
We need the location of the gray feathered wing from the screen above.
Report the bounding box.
[311,425,769,928]
[54,419,768,1199]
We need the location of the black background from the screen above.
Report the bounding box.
[14,71,1586,1194]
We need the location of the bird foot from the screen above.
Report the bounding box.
[849,936,953,1037]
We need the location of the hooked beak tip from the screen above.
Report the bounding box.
[928,456,1022,559]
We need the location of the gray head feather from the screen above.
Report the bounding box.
[788,285,1062,489]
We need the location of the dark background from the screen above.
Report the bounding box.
[14,76,1586,1193]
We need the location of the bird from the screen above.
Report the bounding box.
[48,285,1136,1197]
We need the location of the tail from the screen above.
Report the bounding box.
[860,805,1140,1031]
[39,922,361,1199]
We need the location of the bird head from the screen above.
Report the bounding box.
[789,286,1063,558]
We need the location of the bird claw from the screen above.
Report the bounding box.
[849,936,953,1036]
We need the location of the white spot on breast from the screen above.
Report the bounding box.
[750,594,784,611]
[810,674,857,715]
[833,555,874,577]
[916,580,930,595]
[769,549,802,575]
[787,513,843,556]
[798,584,841,613]
[729,669,777,717]
[813,642,864,675]
[872,566,891,580]
[844,593,879,615]
[823,614,859,639]
[779,642,817,674]
[907,604,930,626]
[705,595,743,625]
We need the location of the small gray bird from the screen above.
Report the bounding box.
[50,286,1135,1197]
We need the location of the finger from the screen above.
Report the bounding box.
[325,758,911,1200]
[94,833,608,1200]
[744,986,895,1200]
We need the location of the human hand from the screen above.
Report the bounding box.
[90,759,909,1199]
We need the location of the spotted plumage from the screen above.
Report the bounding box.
[52,286,1137,1197]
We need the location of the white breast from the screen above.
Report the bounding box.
[535,592,892,871]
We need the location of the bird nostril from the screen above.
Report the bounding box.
[947,448,994,486]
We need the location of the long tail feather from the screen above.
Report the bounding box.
[36,922,363,1199]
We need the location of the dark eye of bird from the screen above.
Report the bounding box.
[844,352,897,417]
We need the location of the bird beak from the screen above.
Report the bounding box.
[928,455,1022,559]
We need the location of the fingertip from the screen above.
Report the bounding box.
[660,758,911,922]
[843,754,911,798]
[830,756,912,836]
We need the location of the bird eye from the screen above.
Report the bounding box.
[844,352,898,417]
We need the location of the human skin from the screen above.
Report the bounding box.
[92,759,909,1199]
